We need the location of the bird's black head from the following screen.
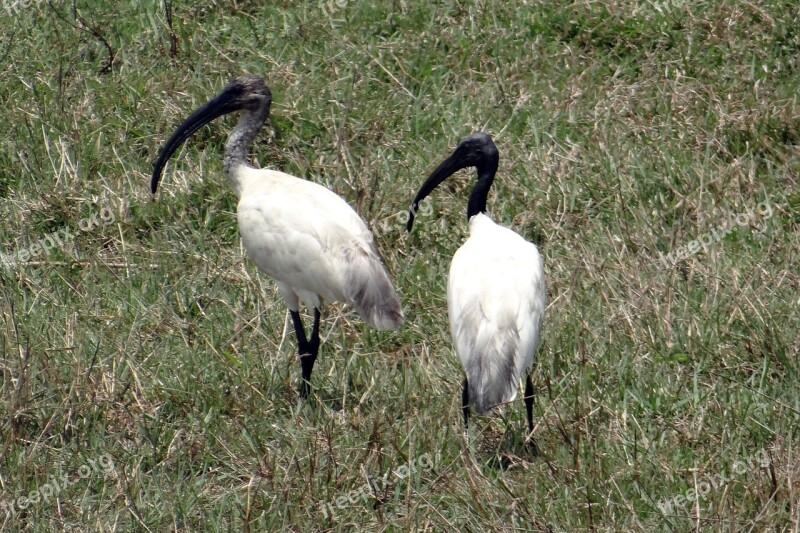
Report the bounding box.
[450,132,499,172]
[407,132,500,231]
[223,74,273,113]
[150,74,273,194]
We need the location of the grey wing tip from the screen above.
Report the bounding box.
[375,309,404,331]
[466,336,518,413]
[343,246,405,331]
[472,385,516,414]
[364,294,404,330]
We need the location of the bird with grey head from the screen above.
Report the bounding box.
[152,74,404,400]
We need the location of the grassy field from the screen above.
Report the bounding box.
[1,0,798,530]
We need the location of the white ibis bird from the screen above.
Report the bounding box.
[151,74,404,398]
[407,133,546,444]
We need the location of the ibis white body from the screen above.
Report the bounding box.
[235,166,401,330]
[447,213,546,413]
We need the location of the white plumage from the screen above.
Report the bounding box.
[448,213,546,413]
[151,75,403,398]
[407,132,545,444]
[235,166,401,329]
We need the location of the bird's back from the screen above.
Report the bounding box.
[447,213,545,413]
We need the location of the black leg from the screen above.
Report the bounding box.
[300,308,321,396]
[308,308,321,355]
[290,310,320,399]
[461,378,470,429]
[290,310,309,349]
[524,374,538,454]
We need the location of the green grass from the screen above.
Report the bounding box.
[1,0,798,530]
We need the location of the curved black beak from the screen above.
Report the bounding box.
[151,74,273,194]
[406,149,471,232]
[407,133,499,230]
[150,86,245,194]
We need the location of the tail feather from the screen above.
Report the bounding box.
[463,320,519,414]
[342,244,403,330]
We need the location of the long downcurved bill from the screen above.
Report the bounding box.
[406,150,468,232]
[150,87,241,193]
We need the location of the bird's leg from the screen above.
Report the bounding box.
[302,308,321,391]
[524,374,538,454]
[289,310,314,399]
[461,378,470,429]
[308,308,321,358]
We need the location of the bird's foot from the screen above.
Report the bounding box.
[298,377,312,400]
[524,435,539,457]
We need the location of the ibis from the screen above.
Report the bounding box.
[407,133,546,445]
[151,74,404,398]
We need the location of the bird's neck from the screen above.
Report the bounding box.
[223,108,268,198]
[466,159,498,219]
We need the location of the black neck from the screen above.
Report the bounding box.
[466,157,498,219]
